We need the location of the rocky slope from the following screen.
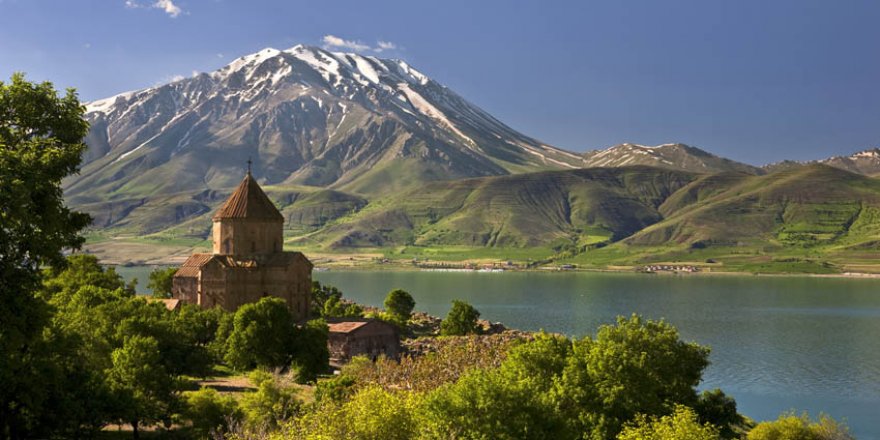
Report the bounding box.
[68,45,586,206]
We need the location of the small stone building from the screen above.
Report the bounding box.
[327,318,400,364]
[171,170,312,320]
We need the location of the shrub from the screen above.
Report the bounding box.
[747,412,853,440]
[618,405,722,440]
[180,387,240,437]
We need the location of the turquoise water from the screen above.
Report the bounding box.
[116,267,880,438]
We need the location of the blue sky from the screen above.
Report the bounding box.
[1,0,878,164]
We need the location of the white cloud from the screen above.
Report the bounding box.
[124,0,184,18]
[375,41,397,52]
[322,35,371,52]
[322,35,399,54]
[154,0,182,17]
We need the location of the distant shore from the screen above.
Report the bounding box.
[85,240,880,279]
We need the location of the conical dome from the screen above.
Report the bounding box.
[212,172,284,221]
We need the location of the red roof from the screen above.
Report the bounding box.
[327,321,372,334]
[212,173,284,221]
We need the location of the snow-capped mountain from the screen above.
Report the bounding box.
[819,148,880,176]
[66,45,585,201]
[581,143,762,174]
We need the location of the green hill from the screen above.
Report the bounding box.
[77,163,880,273]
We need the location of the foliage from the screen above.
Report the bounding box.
[105,335,179,436]
[617,405,722,440]
[322,295,364,318]
[180,387,241,437]
[224,297,297,370]
[289,386,418,440]
[314,375,358,404]
[695,389,743,439]
[440,300,481,336]
[240,370,301,431]
[147,267,177,298]
[0,73,91,437]
[552,314,711,439]
[384,288,416,323]
[289,318,330,383]
[420,367,565,440]
[747,412,854,440]
[311,281,343,317]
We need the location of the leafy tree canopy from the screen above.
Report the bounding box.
[147,267,177,298]
[440,300,481,336]
[384,288,416,323]
[0,73,90,437]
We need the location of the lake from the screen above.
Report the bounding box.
[116,267,880,439]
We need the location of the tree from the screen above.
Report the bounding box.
[421,367,565,440]
[147,267,177,298]
[384,288,416,323]
[322,295,364,318]
[0,73,91,437]
[552,314,711,439]
[311,281,343,316]
[289,318,330,383]
[440,300,481,336]
[224,297,297,370]
[695,389,742,439]
[106,335,177,439]
[618,405,722,440]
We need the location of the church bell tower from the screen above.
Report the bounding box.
[211,163,284,256]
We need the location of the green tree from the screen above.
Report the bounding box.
[311,281,343,316]
[384,288,416,323]
[106,335,178,439]
[289,318,330,383]
[618,405,722,440]
[322,295,364,318]
[440,300,482,336]
[553,314,711,439]
[147,267,177,298]
[180,387,241,437]
[421,367,565,439]
[0,73,91,437]
[224,297,297,370]
[695,389,743,439]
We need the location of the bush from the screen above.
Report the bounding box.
[239,370,301,431]
[747,412,853,440]
[291,386,418,440]
[618,405,722,440]
[180,387,240,437]
[440,300,481,336]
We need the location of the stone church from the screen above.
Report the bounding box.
[172,169,312,320]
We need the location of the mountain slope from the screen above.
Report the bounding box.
[67,45,585,204]
[582,143,762,174]
[296,166,697,249]
[623,164,880,248]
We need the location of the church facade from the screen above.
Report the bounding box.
[172,170,312,320]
